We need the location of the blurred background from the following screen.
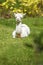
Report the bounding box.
[0,0,43,18]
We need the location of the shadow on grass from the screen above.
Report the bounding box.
[24,43,33,48]
[34,31,43,52]
[0,55,8,65]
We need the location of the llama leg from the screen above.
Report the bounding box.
[16,33,21,38]
[12,30,16,38]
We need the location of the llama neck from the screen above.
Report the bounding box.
[16,22,22,34]
[16,22,22,26]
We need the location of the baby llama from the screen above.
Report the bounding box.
[12,13,30,38]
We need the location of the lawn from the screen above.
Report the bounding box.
[0,17,43,65]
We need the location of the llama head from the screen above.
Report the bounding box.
[14,13,26,23]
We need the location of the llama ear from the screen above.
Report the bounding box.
[14,13,16,16]
[14,13,16,17]
[23,13,26,16]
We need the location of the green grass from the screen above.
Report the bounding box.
[0,17,43,65]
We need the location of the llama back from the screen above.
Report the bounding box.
[21,24,30,34]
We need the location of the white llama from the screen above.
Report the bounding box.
[12,13,30,38]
